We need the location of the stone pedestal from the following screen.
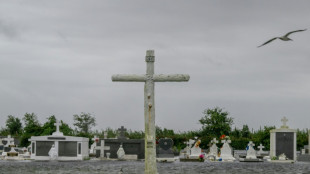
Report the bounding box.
[270,117,296,161]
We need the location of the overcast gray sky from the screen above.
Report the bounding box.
[1,1,309,132]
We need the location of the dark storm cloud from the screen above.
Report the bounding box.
[0,0,310,132]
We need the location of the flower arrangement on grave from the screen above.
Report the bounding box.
[220,135,230,141]
[199,154,205,162]
[195,140,201,147]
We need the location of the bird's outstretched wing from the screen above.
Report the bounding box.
[258,37,278,47]
[284,29,307,37]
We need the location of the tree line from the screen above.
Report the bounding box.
[0,107,308,151]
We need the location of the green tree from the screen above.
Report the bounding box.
[241,124,251,138]
[73,112,96,134]
[41,115,74,136]
[20,113,43,147]
[199,107,233,138]
[5,115,23,136]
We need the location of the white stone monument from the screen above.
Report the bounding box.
[112,50,190,173]
[189,139,202,159]
[208,138,219,157]
[220,139,235,161]
[3,135,15,147]
[257,143,265,155]
[270,117,296,161]
[117,145,125,159]
[246,141,257,159]
[48,144,58,160]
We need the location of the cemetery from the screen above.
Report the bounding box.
[0,50,310,173]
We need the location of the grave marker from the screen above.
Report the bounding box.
[112,50,189,173]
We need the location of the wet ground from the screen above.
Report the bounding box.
[0,160,310,174]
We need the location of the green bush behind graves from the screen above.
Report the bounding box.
[0,109,308,151]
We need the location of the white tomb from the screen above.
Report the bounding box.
[270,117,296,161]
[246,141,257,159]
[29,119,89,161]
[220,139,235,161]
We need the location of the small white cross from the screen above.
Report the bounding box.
[54,120,61,133]
[281,116,289,128]
[211,138,218,144]
[258,143,265,151]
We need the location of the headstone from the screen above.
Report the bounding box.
[112,50,190,173]
[104,132,108,139]
[257,143,265,155]
[190,139,202,158]
[270,117,296,161]
[220,139,235,161]
[246,141,257,159]
[118,126,127,139]
[157,138,174,158]
[208,138,219,157]
[117,145,125,159]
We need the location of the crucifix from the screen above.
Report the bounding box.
[112,50,190,174]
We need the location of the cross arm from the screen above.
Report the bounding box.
[153,74,190,82]
[112,74,146,82]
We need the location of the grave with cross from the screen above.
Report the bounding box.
[246,141,257,159]
[270,116,297,161]
[90,135,99,154]
[208,138,219,157]
[220,138,235,161]
[112,50,189,173]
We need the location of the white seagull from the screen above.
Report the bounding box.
[258,29,307,48]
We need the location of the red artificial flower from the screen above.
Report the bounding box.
[220,134,226,140]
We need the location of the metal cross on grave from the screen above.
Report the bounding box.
[281,116,289,128]
[112,50,190,174]
[118,126,127,139]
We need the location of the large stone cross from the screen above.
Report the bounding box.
[257,143,265,153]
[52,119,63,136]
[112,50,190,174]
[94,140,110,158]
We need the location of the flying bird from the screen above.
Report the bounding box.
[258,29,307,48]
